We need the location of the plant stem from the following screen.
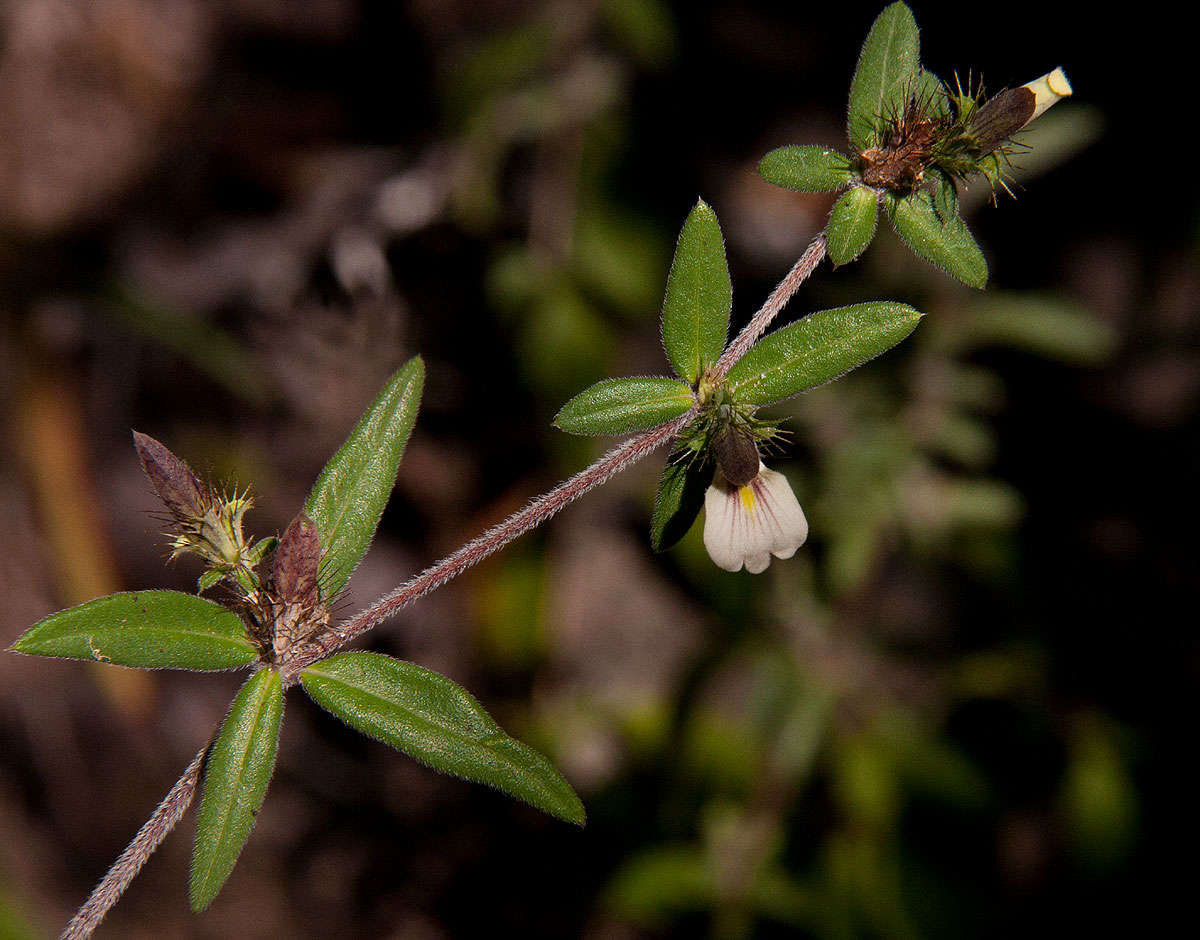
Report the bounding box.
[62,745,208,940]
[281,411,695,678]
[711,231,827,382]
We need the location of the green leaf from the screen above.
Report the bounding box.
[301,652,585,825]
[650,454,709,552]
[197,570,224,593]
[660,200,732,385]
[555,377,693,435]
[725,302,923,405]
[887,191,988,288]
[826,187,878,266]
[757,146,853,193]
[190,669,284,912]
[10,591,257,671]
[929,168,959,222]
[304,357,424,596]
[847,2,921,151]
[914,68,949,119]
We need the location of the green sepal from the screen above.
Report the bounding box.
[887,191,987,288]
[304,356,424,597]
[554,376,693,436]
[301,652,585,826]
[847,2,921,151]
[9,590,257,671]
[660,200,732,385]
[650,453,710,552]
[246,536,278,568]
[190,668,284,912]
[725,302,923,405]
[826,187,879,266]
[197,570,224,593]
[757,146,853,193]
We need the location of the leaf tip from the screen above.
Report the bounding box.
[188,856,216,913]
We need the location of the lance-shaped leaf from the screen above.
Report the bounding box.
[555,376,693,436]
[725,302,923,405]
[304,356,424,597]
[301,652,585,826]
[757,146,853,193]
[190,668,284,912]
[660,200,732,385]
[887,191,988,289]
[826,187,878,266]
[10,591,257,670]
[847,2,921,151]
[650,454,710,552]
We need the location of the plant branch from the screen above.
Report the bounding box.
[281,411,695,678]
[62,744,208,940]
[711,231,827,381]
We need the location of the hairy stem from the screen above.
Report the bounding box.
[62,745,208,940]
[281,412,694,678]
[711,231,827,382]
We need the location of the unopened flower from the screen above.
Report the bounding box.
[969,67,1072,154]
[267,511,330,659]
[703,462,808,574]
[132,430,272,595]
[1022,67,1072,123]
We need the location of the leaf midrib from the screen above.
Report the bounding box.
[194,674,275,898]
[311,374,417,560]
[307,670,498,746]
[730,307,909,400]
[868,16,903,139]
[310,673,571,811]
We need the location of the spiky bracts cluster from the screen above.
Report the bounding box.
[133,432,268,590]
[670,373,785,484]
[857,73,1048,201]
[133,432,330,661]
[858,90,945,193]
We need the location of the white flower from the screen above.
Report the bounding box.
[1021,67,1072,123]
[703,462,808,574]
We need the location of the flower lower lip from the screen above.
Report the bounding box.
[703,463,809,573]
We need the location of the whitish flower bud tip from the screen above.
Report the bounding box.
[1022,67,1072,122]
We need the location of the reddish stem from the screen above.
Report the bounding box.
[281,412,694,678]
[61,746,207,940]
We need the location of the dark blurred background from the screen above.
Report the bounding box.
[1,1,1192,937]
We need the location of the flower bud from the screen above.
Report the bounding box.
[968,67,1071,155]
[712,426,760,487]
[132,431,209,520]
[271,512,322,608]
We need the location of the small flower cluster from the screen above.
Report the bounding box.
[133,432,330,658]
